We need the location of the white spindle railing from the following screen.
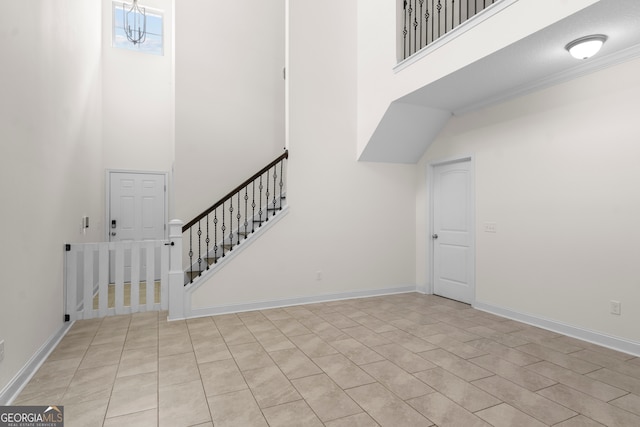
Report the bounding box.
[64,239,170,320]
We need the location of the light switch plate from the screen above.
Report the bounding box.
[483,222,497,233]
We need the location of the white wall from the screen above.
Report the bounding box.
[101,0,174,174]
[188,0,417,310]
[417,57,640,343]
[174,0,286,223]
[356,0,599,158]
[0,0,103,394]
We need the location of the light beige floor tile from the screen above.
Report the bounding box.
[228,342,274,371]
[527,361,627,401]
[104,408,157,427]
[319,312,360,329]
[192,340,232,364]
[272,319,312,337]
[107,372,157,418]
[312,353,376,389]
[91,327,128,346]
[418,349,492,381]
[609,393,640,416]
[305,321,349,342]
[360,360,434,400]
[62,364,118,404]
[199,358,247,396]
[573,349,640,379]
[63,398,109,427]
[324,412,380,427]
[291,374,362,422]
[208,388,268,427]
[289,333,338,358]
[262,399,323,427]
[255,333,297,352]
[78,343,123,370]
[341,326,392,347]
[347,382,433,427]
[378,330,438,353]
[330,338,384,365]
[516,343,600,374]
[124,328,158,350]
[469,354,556,391]
[414,368,500,412]
[536,337,585,354]
[373,343,437,373]
[242,365,301,408]
[475,403,546,427]
[158,380,211,427]
[218,324,257,346]
[17,357,80,399]
[407,392,490,427]
[159,351,200,387]
[587,368,640,394]
[466,338,541,366]
[117,346,157,377]
[269,348,323,379]
[471,375,577,425]
[553,415,606,426]
[538,384,640,427]
[159,332,193,357]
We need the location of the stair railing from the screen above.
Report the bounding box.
[399,0,498,61]
[182,149,289,285]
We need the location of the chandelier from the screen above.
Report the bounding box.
[123,0,147,45]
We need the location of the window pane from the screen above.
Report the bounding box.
[112,1,164,56]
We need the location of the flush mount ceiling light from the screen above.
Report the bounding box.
[565,35,607,60]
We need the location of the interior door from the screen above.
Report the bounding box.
[432,159,474,304]
[108,171,166,282]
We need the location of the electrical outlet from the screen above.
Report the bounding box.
[483,222,497,233]
[610,300,621,315]
[0,340,5,363]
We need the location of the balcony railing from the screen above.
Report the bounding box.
[399,0,498,61]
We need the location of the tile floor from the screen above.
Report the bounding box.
[14,293,640,426]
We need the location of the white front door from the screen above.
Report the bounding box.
[108,171,167,281]
[432,159,475,304]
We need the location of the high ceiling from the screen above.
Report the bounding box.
[360,0,640,163]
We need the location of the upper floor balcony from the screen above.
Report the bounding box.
[357,0,640,163]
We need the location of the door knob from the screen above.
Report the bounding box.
[432,234,438,239]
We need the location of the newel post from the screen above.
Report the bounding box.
[168,219,185,320]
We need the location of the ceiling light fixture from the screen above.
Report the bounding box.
[123,0,147,45]
[565,35,607,60]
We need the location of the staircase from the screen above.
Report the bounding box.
[182,150,289,285]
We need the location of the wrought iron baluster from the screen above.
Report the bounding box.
[221,201,226,257]
[279,159,284,210]
[197,221,202,275]
[403,1,408,59]
[228,197,234,249]
[244,186,249,238]
[431,0,435,43]
[408,1,413,56]
[237,192,241,245]
[272,165,278,215]
[265,170,270,222]
[205,214,210,270]
[445,0,448,33]
[418,0,424,50]
[252,180,256,232]
[188,228,193,283]
[437,1,442,39]
[213,209,218,263]
[258,175,263,227]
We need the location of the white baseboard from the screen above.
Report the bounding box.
[188,285,417,319]
[474,300,640,357]
[0,321,73,405]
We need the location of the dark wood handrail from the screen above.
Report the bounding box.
[182,150,289,232]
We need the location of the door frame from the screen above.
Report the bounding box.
[427,155,476,303]
[105,169,169,243]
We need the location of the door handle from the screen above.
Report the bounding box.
[111,232,116,236]
[432,234,438,239]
